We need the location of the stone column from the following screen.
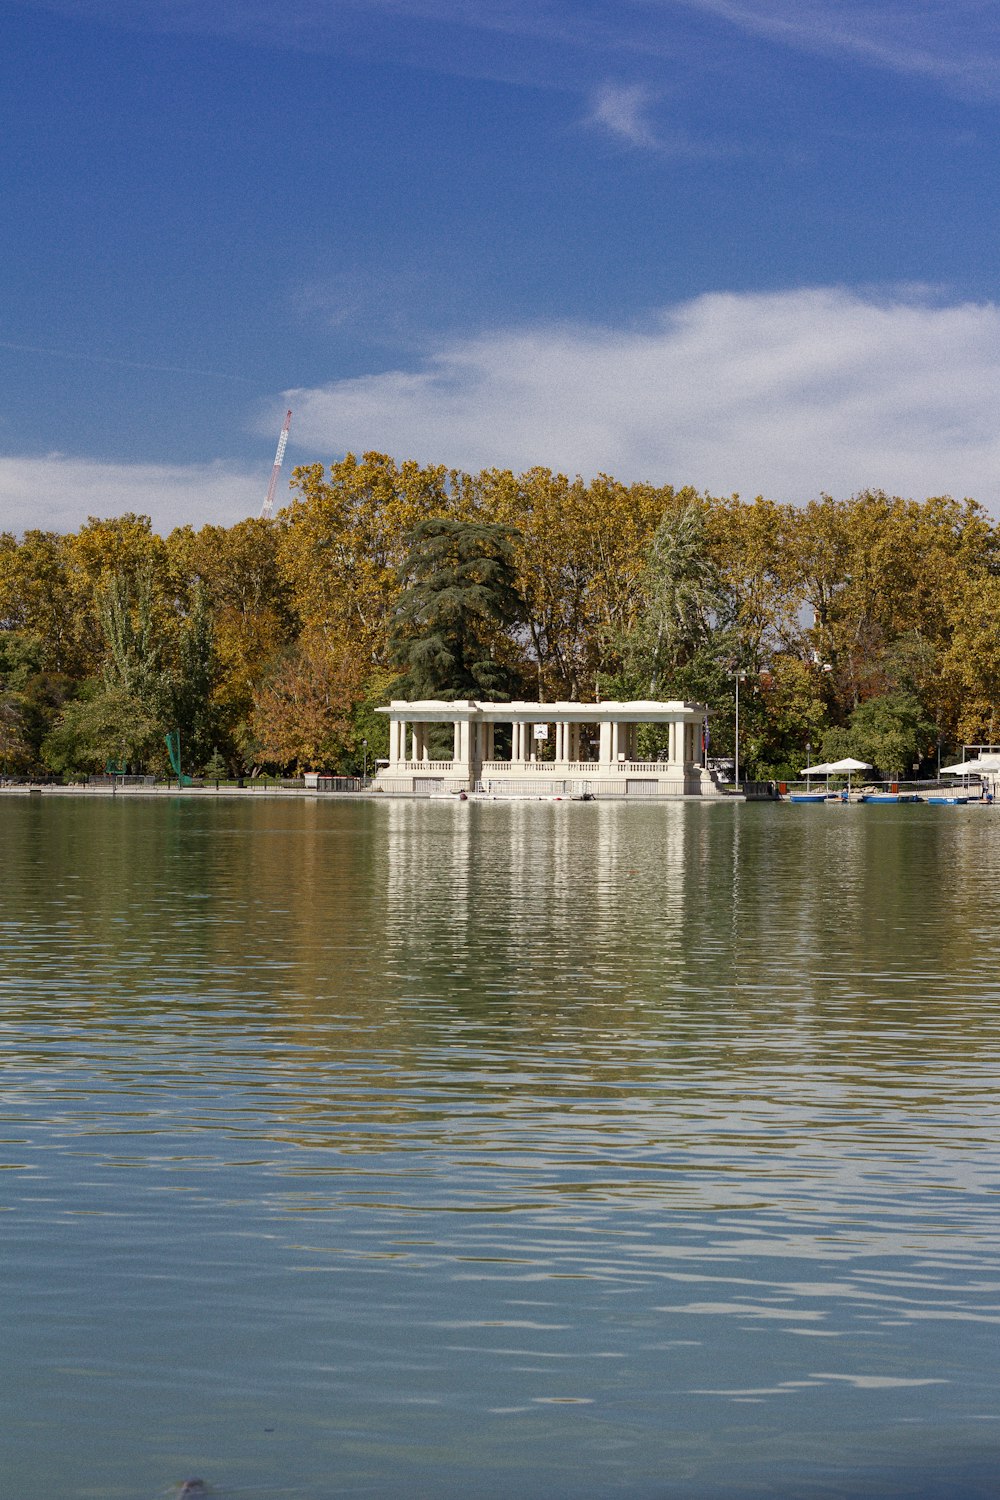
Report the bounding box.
[599,721,612,764]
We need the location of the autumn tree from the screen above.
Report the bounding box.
[248,634,366,772]
[484,467,678,697]
[167,517,293,765]
[0,529,80,675]
[280,453,462,665]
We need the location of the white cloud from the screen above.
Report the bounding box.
[588,83,662,148]
[283,287,1000,510]
[8,288,1000,534]
[0,455,263,537]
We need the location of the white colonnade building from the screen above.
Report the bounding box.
[373,699,723,797]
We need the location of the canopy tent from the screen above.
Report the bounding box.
[801,758,872,775]
[800,757,872,793]
[941,754,1000,776]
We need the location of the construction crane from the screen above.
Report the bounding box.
[260,409,292,520]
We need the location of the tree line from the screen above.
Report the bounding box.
[1,451,998,780]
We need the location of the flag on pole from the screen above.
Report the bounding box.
[164,729,182,777]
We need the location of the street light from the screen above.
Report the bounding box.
[734,670,747,787]
[805,740,812,773]
[362,738,368,785]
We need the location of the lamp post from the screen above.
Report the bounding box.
[362,738,368,785]
[734,670,747,788]
[805,740,812,773]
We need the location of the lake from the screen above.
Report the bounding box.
[3,795,1000,1499]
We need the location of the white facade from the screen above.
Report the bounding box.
[373,699,723,797]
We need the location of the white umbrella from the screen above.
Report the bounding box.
[941,755,1000,775]
[824,757,872,794]
[801,761,834,776]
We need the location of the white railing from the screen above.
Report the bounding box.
[484,760,612,774]
[479,759,681,774]
[393,760,456,772]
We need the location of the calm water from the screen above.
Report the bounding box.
[2,796,1000,1500]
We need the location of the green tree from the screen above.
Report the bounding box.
[390,518,524,700]
[43,684,162,774]
[42,569,171,773]
[820,690,936,777]
[170,584,220,771]
[99,568,170,711]
[622,501,727,695]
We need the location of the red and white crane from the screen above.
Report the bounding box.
[260,408,292,520]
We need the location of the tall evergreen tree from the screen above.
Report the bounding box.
[390,518,524,700]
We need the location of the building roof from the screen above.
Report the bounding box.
[377,698,707,723]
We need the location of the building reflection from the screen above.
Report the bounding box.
[4,798,1000,1160]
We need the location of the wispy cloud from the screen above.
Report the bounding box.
[279,287,1000,510]
[670,0,1000,97]
[20,0,1000,99]
[585,80,741,157]
[0,339,255,386]
[588,83,662,148]
[0,455,262,536]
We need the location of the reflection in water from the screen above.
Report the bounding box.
[2,798,1000,1500]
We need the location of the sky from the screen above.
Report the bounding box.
[3,0,1000,532]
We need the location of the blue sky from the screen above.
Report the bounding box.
[3,0,1000,530]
